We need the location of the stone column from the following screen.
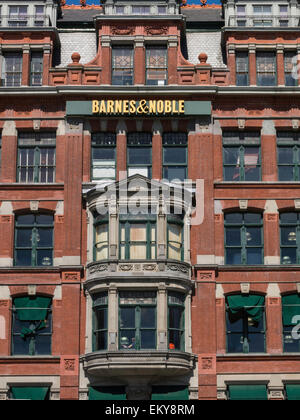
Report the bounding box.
[167,37,178,85]
[266,284,283,354]
[157,283,167,350]
[42,46,51,86]
[264,200,280,265]
[101,37,111,85]
[134,38,145,85]
[227,44,236,85]
[277,45,285,86]
[108,285,118,351]
[261,120,277,182]
[116,120,127,181]
[152,121,163,180]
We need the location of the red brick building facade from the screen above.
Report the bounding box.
[0,0,300,400]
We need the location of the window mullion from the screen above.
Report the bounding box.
[240,146,245,181]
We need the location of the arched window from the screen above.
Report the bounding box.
[226,294,265,353]
[224,212,263,265]
[280,213,300,265]
[14,213,54,266]
[11,295,52,355]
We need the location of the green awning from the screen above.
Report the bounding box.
[227,295,265,322]
[286,384,300,400]
[228,385,267,400]
[14,296,51,321]
[89,386,126,400]
[282,295,300,326]
[11,387,49,400]
[151,386,189,400]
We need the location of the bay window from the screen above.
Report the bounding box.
[168,292,185,351]
[94,218,109,261]
[92,292,108,351]
[119,291,156,350]
[119,216,156,260]
[167,216,184,261]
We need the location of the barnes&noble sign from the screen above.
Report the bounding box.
[66,100,211,117]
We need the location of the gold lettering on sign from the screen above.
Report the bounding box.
[92,100,185,116]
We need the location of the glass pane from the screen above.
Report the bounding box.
[244,166,260,181]
[246,227,261,246]
[164,148,187,164]
[169,330,183,350]
[280,213,298,224]
[247,248,262,264]
[34,335,51,355]
[95,331,107,350]
[92,147,115,160]
[130,244,147,259]
[37,228,52,247]
[278,147,294,164]
[227,333,244,353]
[15,249,32,266]
[16,228,32,247]
[130,224,146,242]
[12,335,31,355]
[95,308,107,330]
[128,147,151,165]
[93,167,115,179]
[169,307,183,329]
[163,166,186,181]
[36,250,52,266]
[281,248,297,264]
[224,166,241,181]
[141,307,155,328]
[223,147,240,164]
[140,330,156,349]
[120,307,135,329]
[226,228,241,246]
[225,213,243,224]
[36,214,53,225]
[226,248,242,265]
[128,167,149,177]
[244,213,261,224]
[248,333,265,352]
[281,227,297,245]
[227,315,243,332]
[279,166,294,181]
[119,330,135,349]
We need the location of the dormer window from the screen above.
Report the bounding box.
[34,6,45,26]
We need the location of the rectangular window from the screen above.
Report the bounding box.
[168,292,185,351]
[112,46,134,85]
[146,46,167,86]
[253,5,272,14]
[17,132,56,183]
[284,52,297,86]
[285,384,300,400]
[116,6,125,14]
[92,292,108,351]
[236,52,249,86]
[2,52,22,87]
[225,212,263,265]
[12,296,52,355]
[30,51,43,86]
[127,132,152,177]
[223,131,261,181]
[91,133,116,181]
[226,294,265,353]
[14,214,54,267]
[277,132,300,181]
[256,52,277,86]
[119,291,156,350]
[119,217,156,260]
[8,5,28,26]
[158,6,167,14]
[163,133,188,181]
[132,6,150,14]
[167,216,184,261]
[94,221,109,261]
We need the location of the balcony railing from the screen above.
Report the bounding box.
[228,15,299,28]
[0,15,51,28]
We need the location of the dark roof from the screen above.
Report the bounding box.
[57,9,102,24]
[182,8,223,23]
